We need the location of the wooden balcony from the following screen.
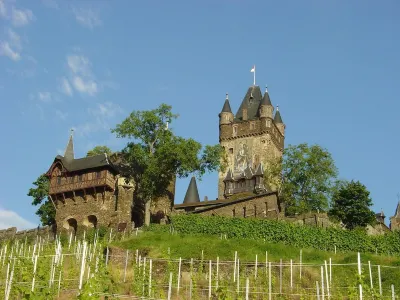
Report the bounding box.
[49,176,115,195]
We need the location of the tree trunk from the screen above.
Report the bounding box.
[145,199,151,226]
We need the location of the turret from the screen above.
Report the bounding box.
[259,86,274,119]
[183,176,200,204]
[274,106,285,136]
[219,93,234,125]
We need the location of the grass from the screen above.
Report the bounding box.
[113,230,400,297]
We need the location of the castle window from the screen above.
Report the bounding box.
[96,171,102,179]
[266,120,271,127]
[57,176,62,185]
[233,208,236,217]
[233,126,238,137]
[78,174,83,182]
[250,122,256,130]
[229,148,233,154]
[243,207,246,218]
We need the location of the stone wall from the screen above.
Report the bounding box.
[284,213,332,228]
[192,193,281,219]
[0,225,55,242]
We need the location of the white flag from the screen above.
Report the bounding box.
[250,65,255,73]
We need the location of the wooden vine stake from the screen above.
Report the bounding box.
[357,252,362,300]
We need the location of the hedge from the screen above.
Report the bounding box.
[151,214,400,255]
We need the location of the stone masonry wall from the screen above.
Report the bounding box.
[194,193,281,219]
[0,225,55,242]
[390,216,400,231]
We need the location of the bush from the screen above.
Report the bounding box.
[165,214,400,255]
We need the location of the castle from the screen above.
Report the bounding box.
[44,81,400,234]
[174,85,285,220]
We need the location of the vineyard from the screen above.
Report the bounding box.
[0,218,400,299]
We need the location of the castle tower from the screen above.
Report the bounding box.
[218,85,285,199]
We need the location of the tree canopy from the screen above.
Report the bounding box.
[27,174,54,226]
[281,143,338,215]
[329,180,376,229]
[86,145,113,157]
[112,103,224,225]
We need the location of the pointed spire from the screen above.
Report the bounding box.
[261,85,272,106]
[183,176,200,204]
[223,169,234,181]
[221,93,232,113]
[274,106,283,124]
[395,201,400,217]
[64,129,74,161]
[255,163,264,176]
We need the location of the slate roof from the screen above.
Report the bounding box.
[261,88,272,106]
[274,109,283,124]
[221,98,232,113]
[64,135,74,161]
[235,86,263,121]
[183,176,200,204]
[53,154,115,173]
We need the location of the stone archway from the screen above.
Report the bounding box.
[63,217,78,234]
[83,215,98,228]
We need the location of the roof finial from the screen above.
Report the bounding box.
[70,128,74,137]
[265,85,268,93]
[226,93,229,100]
[276,105,279,111]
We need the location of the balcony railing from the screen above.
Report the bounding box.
[49,176,114,195]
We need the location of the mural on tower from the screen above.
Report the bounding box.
[234,142,252,173]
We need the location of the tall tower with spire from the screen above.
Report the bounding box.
[217,84,285,199]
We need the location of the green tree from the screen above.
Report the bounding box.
[27,174,55,226]
[86,145,113,157]
[282,143,338,215]
[329,180,376,229]
[111,103,224,226]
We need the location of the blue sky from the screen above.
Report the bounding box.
[0,0,399,229]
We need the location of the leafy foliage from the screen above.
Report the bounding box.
[86,145,113,157]
[27,174,54,226]
[168,214,400,255]
[329,180,376,230]
[281,143,338,215]
[112,103,224,225]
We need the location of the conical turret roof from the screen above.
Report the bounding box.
[221,94,232,113]
[183,176,201,204]
[274,107,283,124]
[261,87,272,106]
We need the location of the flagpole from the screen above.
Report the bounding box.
[253,65,256,85]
